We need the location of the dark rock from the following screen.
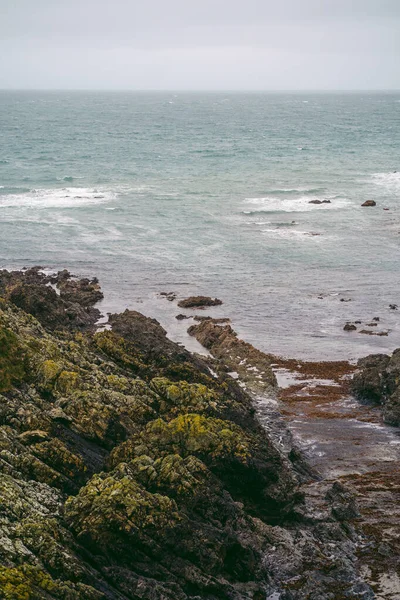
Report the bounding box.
[160,291,177,301]
[352,354,390,403]
[178,296,223,309]
[326,482,359,521]
[175,314,190,320]
[352,349,400,426]
[373,317,380,322]
[193,316,231,324]
[343,323,357,331]
[389,304,398,310]
[308,199,331,204]
[361,200,376,207]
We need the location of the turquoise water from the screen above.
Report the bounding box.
[1,91,399,359]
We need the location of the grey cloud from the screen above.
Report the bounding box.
[0,0,399,89]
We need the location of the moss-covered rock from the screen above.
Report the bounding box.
[0,326,27,392]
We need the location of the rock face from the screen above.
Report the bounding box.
[0,271,303,600]
[352,349,400,424]
[177,296,223,309]
[0,270,377,599]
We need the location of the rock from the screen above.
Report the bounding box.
[160,292,177,301]
[361,200,376,207]
[0,270,378,599]
[344,323,357,331]
[352,349,400,426]
[340,298,352,302]
[359,329,389,336]
[308,199,331,204]
[352,354,390,402]
[326,481,359,521]
[178,296,223,309]
[175,314,190,320]
[373,317,380,322]
[18,430,50,444]
[389,304,398,310]
[193,316,231,324]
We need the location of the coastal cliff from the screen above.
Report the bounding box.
[0,270,376,599]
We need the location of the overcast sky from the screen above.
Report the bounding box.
[1,0,400,90]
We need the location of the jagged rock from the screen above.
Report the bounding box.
[352,349,400,425]
[344,323,357,331]
[0,271,377,599]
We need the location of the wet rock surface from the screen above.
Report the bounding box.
[188,321,397,599]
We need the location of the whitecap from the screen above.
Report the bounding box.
[372,171,400,191]
[243,195,350,213]
[0,187,116,209]
[260,228,323,240]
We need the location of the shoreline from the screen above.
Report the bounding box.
[0,266,399,598]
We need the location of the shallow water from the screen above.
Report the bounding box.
[1,91,400,360]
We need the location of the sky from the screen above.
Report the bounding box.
[1,0,400,90]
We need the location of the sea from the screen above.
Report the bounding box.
[0,90,399,360]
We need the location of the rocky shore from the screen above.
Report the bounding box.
[0,269,398,599]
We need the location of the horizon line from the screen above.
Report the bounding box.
[1,88,400,94]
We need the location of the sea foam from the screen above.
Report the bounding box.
[242,194,350,214]
[0,187,116,209]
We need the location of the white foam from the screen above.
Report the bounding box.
[372,171,400,191]
[0,187,116,209]
[261,228,323,240]
[243,195,350,213]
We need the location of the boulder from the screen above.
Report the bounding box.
[178,296,223,309]
[361,200,376,207]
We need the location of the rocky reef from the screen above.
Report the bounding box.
[0,270,376,599]
[352,349,400,425]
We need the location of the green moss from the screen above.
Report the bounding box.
[0,564,104,599]
[151,377,220,416]
[37,359,63,391]
[94,331,148,375]
[110,413,250,468]
[56,370,80,394]
[0,326,27,392]
[66,464,179,544]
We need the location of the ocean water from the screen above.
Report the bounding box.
[0,90,399,360]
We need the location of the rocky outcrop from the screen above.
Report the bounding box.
[352,349,400,424]
[0,270,377,599]
[177,296,223,309]
[188,320,276,395]
[0,268,101,332]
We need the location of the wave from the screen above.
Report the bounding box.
[242,194,350,214]
[260,228,323,240]
[372,172,400,190]
[0,187,116,209]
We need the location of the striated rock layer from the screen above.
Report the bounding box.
[0,270,374,599]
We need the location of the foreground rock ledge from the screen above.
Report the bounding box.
[0,269,375,599]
